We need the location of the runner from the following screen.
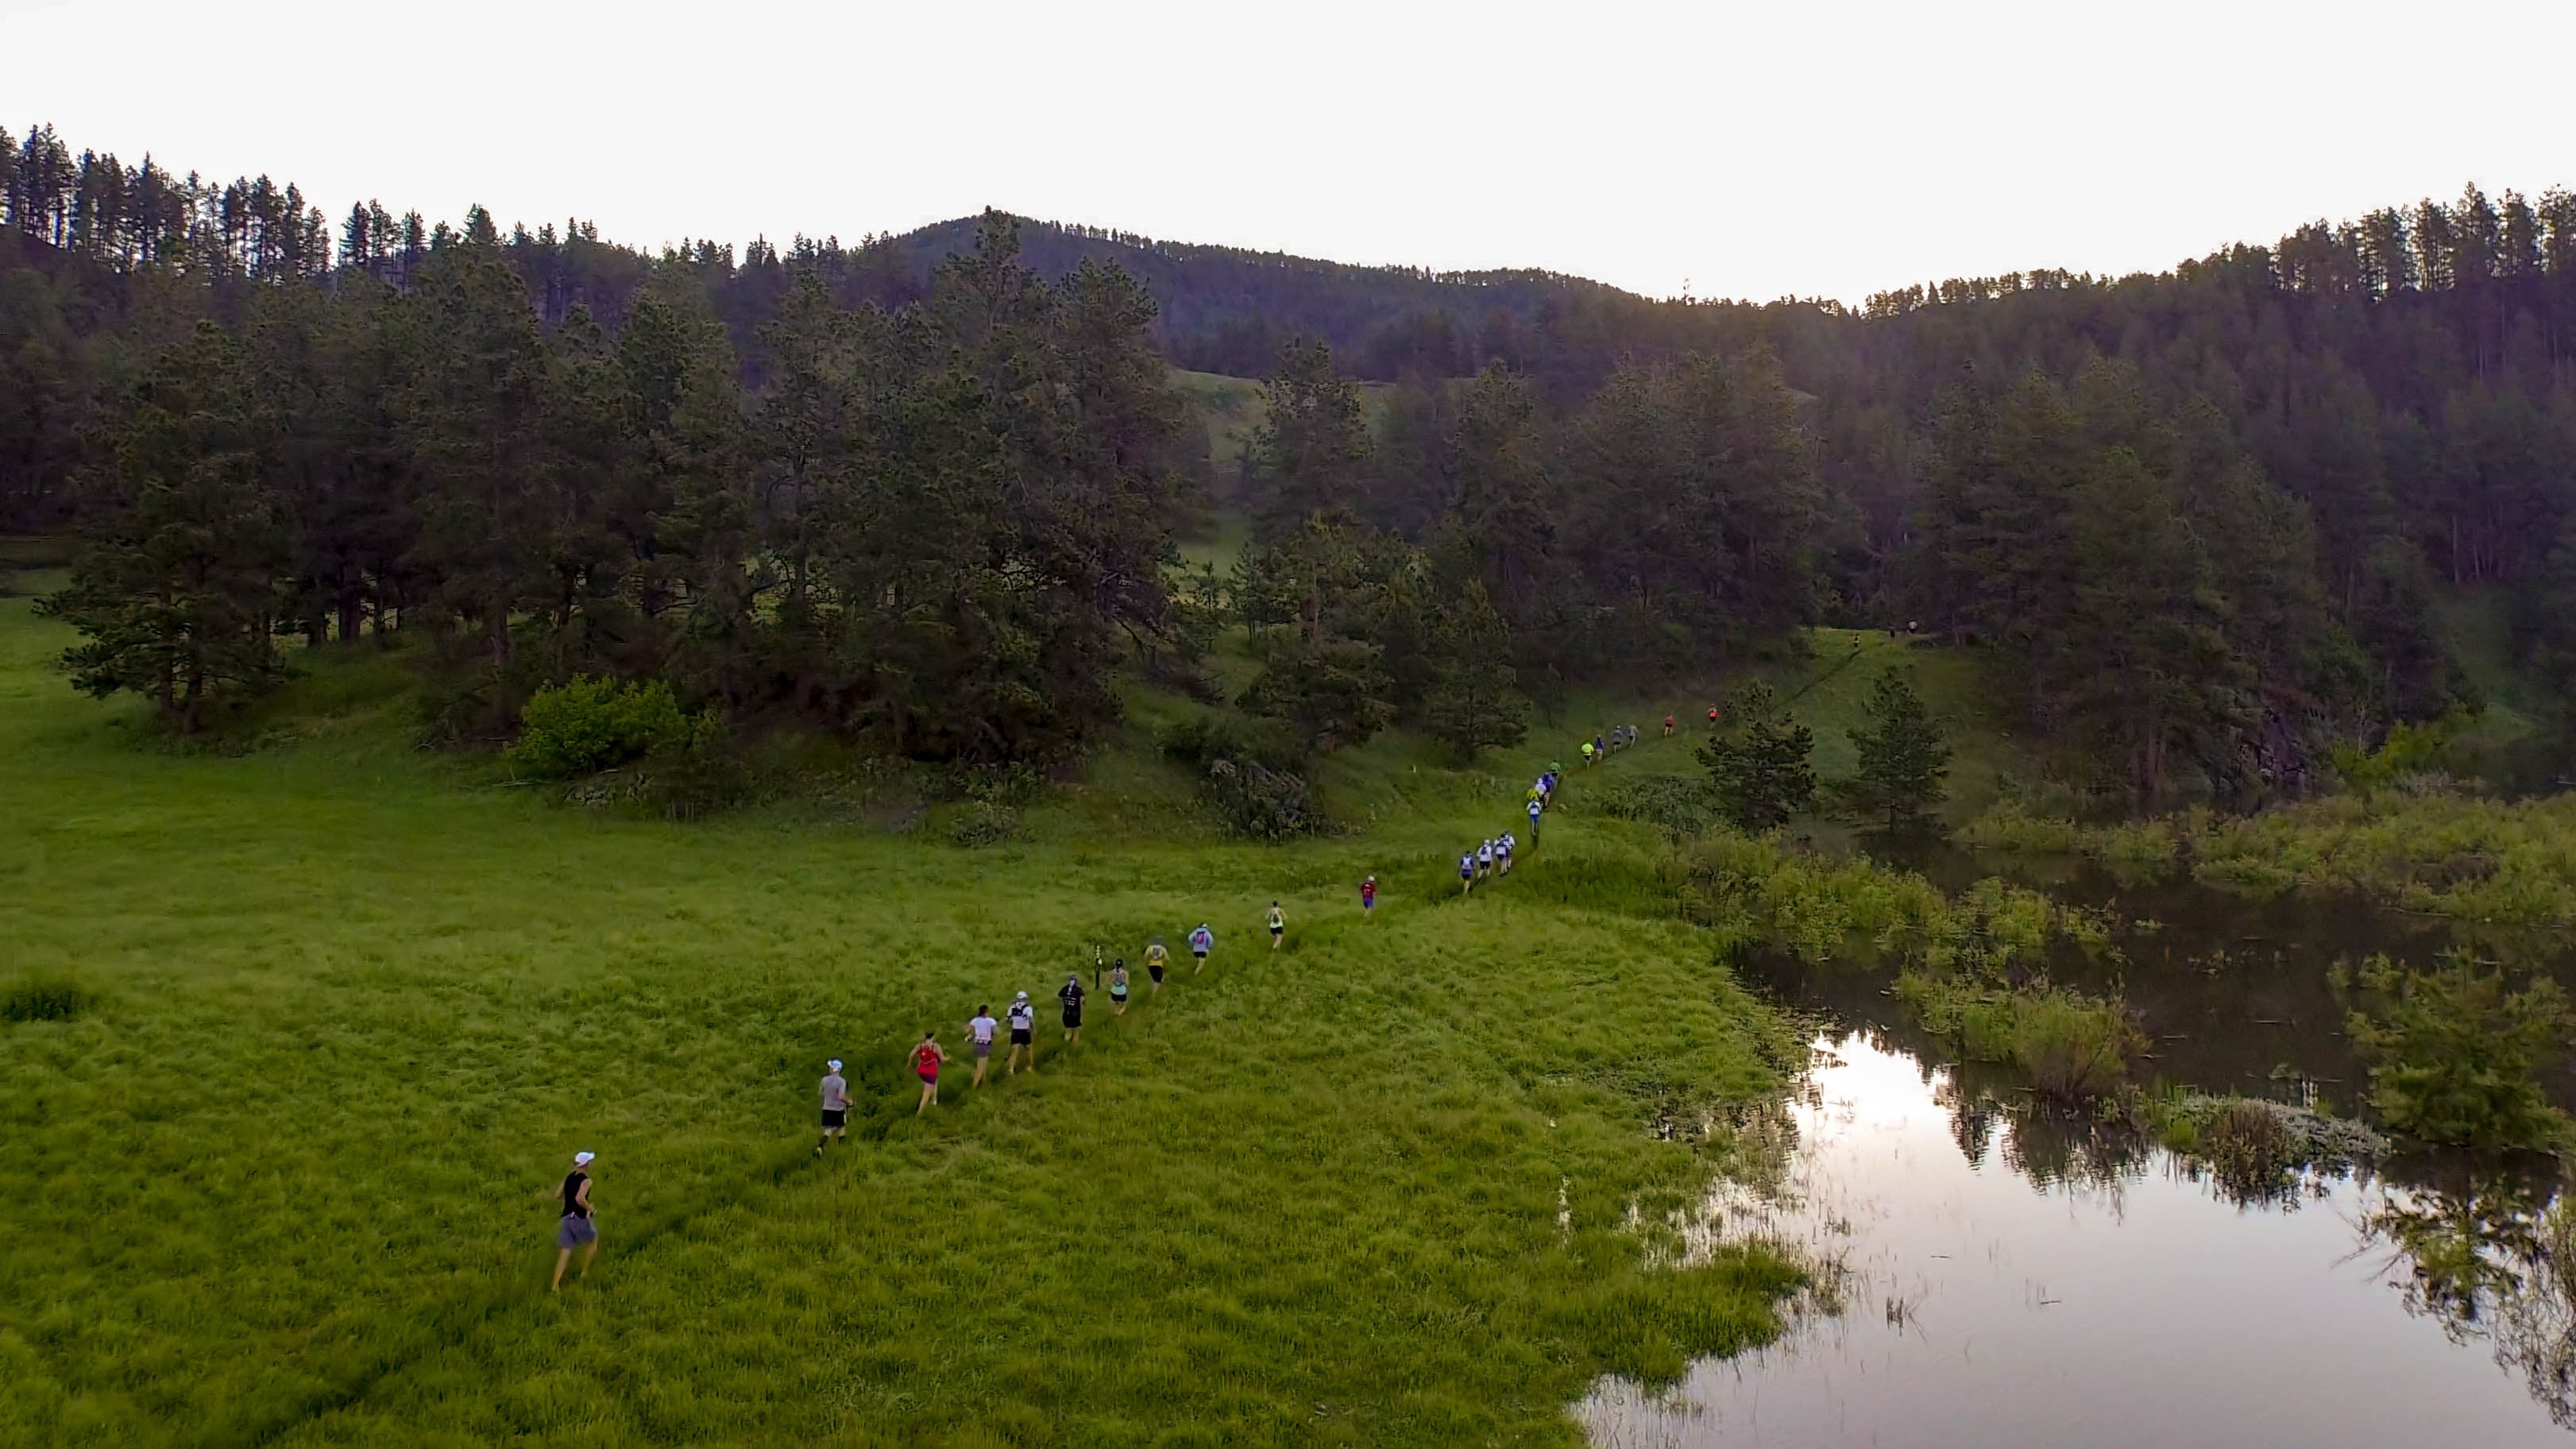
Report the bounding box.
[1581,740,1595,767]
[1459,849,1475,895]
[1360,875,1377,918]
[967,1005,999,1087]
[1268,900,1286,950]
[1527,795,1543,842]
[1110,960,1130,1017]
[1189,922,1214,974]
[1500,833,1514,875]
[1006,991,1037,1075]
[1145,937,1169,993]
[911,1030,948,1115]
[551,1150,597,1293]
[1707,706,1719,724]
[1594,732,1606,759]
[1664,713,1675,737]
[817,1059,850,1153]
[1476,838,1495,879]
[1060,972,1086,1044]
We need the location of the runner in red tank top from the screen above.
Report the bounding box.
[911,1030,949,1115]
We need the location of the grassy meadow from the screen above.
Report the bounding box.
[0,577,1821,1447]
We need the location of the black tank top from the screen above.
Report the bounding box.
[562,1170,589,1219]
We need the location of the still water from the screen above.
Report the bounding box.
[1582,867,2576,1447]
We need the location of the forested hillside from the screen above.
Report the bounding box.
[6,118,2574,805]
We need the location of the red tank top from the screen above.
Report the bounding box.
[914,1044,939,1076]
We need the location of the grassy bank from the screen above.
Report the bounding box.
[1968,787,2576,925]
[0,589,1808,1446]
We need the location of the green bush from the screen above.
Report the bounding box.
[1895,973,2142,1102]
[952,801,1023,848]
[2347,953,2574,1150]
[510,676,686,779]
[1160,713,1326,840]
[2007,990,2142,1100]
[1594,775,1715,838]
[3,973,96,1023]
[643,712,755,820]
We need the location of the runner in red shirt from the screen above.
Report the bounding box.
[1360,875,1377,918]
[911,1030,948,1115]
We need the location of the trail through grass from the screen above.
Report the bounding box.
[0,593,1800,1447]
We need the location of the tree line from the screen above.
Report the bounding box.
[43,213,1198,758]
[12,117,2576,802]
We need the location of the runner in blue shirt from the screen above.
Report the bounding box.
[1189,923,1215,976]
[1458,851,1476,896]
[1527,796,1543,843]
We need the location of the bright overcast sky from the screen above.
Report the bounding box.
[6,0,2570,303]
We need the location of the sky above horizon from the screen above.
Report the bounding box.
[6,0,2571,303]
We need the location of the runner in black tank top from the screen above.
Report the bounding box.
[552,1150,598,1292]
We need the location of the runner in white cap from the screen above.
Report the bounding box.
[817,1060,850,1153]
[1006,991,1037,1075]
[552,1150,597,1292]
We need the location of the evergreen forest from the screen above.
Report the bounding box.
[10,119,2576,804]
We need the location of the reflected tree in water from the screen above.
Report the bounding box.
[2361,1157,2576,1428]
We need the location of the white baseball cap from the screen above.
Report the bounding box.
[827,1059,843,1071]
[574,1150,595,1166]
[1015,990,1029,1000]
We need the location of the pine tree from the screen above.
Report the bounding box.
[1419,578,1528,759]
[41,321,288,733]
[2052,446,2247,797]
[1697,680,1815,830]
[1249,338,1369,538]
[1844,668,1948,831]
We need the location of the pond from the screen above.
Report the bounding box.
[1582,858,2576,1447]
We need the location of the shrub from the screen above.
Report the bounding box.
[1594,775,1714,838]
[2145,1094,2385,1196]
[510,676,686,779]
[2346,953,2574,1150]
[2006,991,2142,1101]
[1896,973,2141,1102]
[4,973,96,1023]
[643,712,755,820]
[1203,756,1322,841]
[952,802,1023,848]
[1160,713,1327,840]
[1960,801,2089,854]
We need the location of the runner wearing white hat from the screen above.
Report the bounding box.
[817,1060,850,1153]
[551,1150,597,1293]
[1006,991,1037,1075]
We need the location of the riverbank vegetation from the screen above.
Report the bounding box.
[2346,954,2575,1152]
[1968,786,2576,924]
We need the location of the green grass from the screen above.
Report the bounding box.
[1777,627,2032,825]
[0,592,1806,1446]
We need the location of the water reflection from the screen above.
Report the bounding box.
[2362,1156,2576,1429]
[1579,1031,2575,1447]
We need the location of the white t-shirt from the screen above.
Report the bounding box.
[1007,1002,1034,1031]
[1477,844,1493,863]
[968,1014,998,1045]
